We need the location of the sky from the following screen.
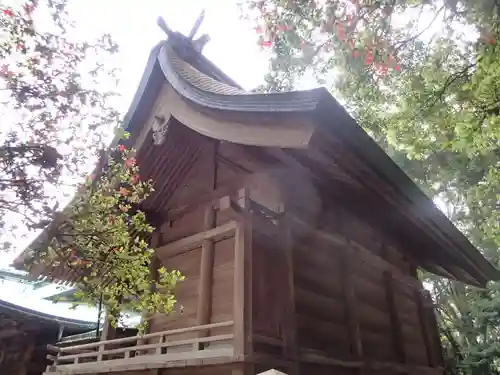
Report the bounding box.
[0,0,274,323]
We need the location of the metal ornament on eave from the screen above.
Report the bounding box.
[152,115,169,145]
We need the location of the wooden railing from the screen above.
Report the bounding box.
[45,321,234,372]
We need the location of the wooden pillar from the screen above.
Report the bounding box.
[422,290,445,367]
[380,245,406,365]
[410,264,435,367]
[415,289,435,367]
[280,215,299,375]
[233,188,252,357]
[97,314,112,361]
[340,246,363,362]
[195,206,216,349]
[195,139,218,350]
[383,270,406,364]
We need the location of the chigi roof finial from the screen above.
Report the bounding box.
[157,9,211,53]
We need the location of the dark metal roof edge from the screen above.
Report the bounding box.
[121,39,246,138]
[121,41,165,137]
[0,299,97,329]
[316,96,500,284]
[157,44,327,113]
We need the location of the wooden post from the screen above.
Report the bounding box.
[194,139,218,350]
[415,289,435,367]
[410,265,435,367]
[340,246,363,361]
[280,215,299,375]
[194,206,216,350]
[383,270,406,364]
[97,314,111,361]
[233,188,252,357]
[422,290,445,367]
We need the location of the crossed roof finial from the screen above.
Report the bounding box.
[156,9,210,53]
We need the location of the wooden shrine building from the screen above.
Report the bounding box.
[13,14,500,375]
[0,299,95,375]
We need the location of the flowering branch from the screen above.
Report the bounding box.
[27,143,183,331]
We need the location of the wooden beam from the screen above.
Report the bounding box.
[233,188,252,356]
[156,221,237,257]
[0,327,19,339]
[166,179,247,222]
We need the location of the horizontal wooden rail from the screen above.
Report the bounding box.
[45,321,235,369]
[55,321,233,353]
[57,334,233,363]
[156,221,237,257]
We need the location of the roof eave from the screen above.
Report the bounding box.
[315,94,500,285]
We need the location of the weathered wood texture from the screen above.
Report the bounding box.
[126,108,445,375]
[69,363,238,375]
[0,328,57,375]
[147,135,241,342]
[289,199,442,373]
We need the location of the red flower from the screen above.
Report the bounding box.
[119,187,130,196]
[378,64,389,76]
[3,9,14,17]
[0,64,12,77]
[353,50,361,58]
[119,145,126,152]
[337,24,346,41]
[125,158,136,167]
[261,40,272,47]
[364,49,374,65]
[347,14,354,26]
[394,64,401,72]
[131,174,140,184]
